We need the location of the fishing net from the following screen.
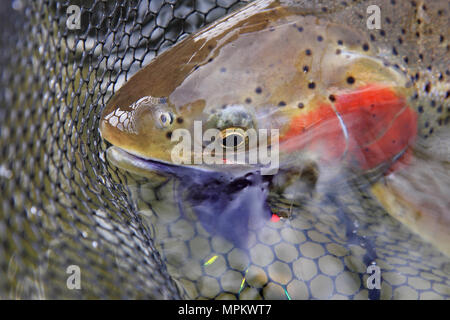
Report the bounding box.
[1,0,449,300]
[0,0,250,299]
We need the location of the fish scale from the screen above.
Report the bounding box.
[100,0,450,299]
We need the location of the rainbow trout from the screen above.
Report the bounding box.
[100,0,450,299]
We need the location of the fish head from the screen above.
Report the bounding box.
[100,1,419,176]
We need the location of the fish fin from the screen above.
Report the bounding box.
[181,172,272,248]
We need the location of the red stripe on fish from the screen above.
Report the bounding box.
[280,85,417,171]
[280,102,347,160]
[354,105,417,170]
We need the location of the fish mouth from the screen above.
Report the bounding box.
[106,146,217,177]
[105,146,257,182]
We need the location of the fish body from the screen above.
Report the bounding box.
[101,2,417,177]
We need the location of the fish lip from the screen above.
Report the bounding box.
[106,146,261,182]
[107,145,236,183]
[108,145,212,172]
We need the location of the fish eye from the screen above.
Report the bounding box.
[219,128,246,150]
[157,111,173,128]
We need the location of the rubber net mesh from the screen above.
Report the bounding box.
[0,0,249,299]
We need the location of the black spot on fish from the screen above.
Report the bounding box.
[303,65,309,73]
[278,101,286,107]
[308,82,316,89]
[437,105,443,113]
[418,106,424,113]
[305,49,312,56]
[337,40,343,45]
[392,47,398,55]
[362,43,369,51]
[166,131,172,139]
[336,49,341,55]
[329,95,335,102]
[440,35,445,43]
[370,34,376,42]
[298,103,304,109]
[347,76,355,84]
[424,82,431,93]
[297,26,303,32]
[176,117,184,124]
[379,30,386,37]
[317,35,323,42]
[245,98,252,104]
[255,87,262,94]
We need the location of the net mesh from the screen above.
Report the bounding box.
[0,0,249,299]
[1,0,450,300]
